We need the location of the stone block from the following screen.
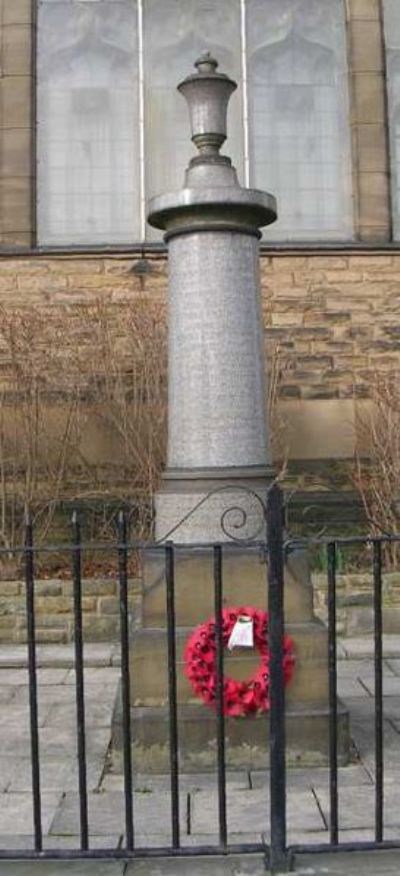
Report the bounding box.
[0,176,31,233]
[358,225,390,241]
[17,628,68,644]
[35,596,72,614]
[350,20,383,71]
[311,257,348,269]
[0,231,31,246]
[0,582,20,595]
[48,258,104,274]
[272,257,308,272]
[35,615,70,630]
[35,580,63,597]
[66,579,117,597]
[0,76,31,128]
[0,596,24,615]
[349,0,380,18]
[97,596,120,615]
[16,274,68,292]
[82,616,119,641]
[356,124,388,172]
[352,73,385,123]
[358,171,391,228]
[1,25,31,75]
[0,127,31,175]
[2,0,31,24]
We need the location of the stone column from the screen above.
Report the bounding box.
[148,53,277,543]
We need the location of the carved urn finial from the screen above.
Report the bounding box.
[178,51,237,157]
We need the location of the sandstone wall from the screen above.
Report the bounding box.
[0,249,397,464]
[0,576,141,644]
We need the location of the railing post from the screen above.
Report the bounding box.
[165,542,180,848]
[118,511,134,851]
[327,542,339,845]
[24,512,42,852]
[71,510,89,851]
[267,484,289,873]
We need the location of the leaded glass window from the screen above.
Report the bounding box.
[37,0,353,245]
[247,0,353,240]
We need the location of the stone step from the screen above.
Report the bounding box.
[111,695,349,772]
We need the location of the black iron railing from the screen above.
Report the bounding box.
[0,485,398,872]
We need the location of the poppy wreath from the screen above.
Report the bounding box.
[184,606,295,717]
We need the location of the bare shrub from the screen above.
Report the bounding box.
[79,297,167,536]
[0,305,84,550]
[352,370,400,568]
[0,297,167,551]
[267,342,295,476]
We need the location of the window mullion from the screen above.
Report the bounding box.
[241,0,250,187]
[138,0,146,242]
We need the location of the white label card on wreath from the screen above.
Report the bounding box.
[227,616,254,651]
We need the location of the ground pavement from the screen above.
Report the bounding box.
[0,638,399,873]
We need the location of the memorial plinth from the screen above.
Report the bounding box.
[111,54,349,771]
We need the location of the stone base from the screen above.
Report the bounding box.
[110,547,349,770]
[111,694,349,772]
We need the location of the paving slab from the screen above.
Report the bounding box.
[36,644,115,668]
[0,726,111,760]
[0,727,33,758]
[0,865,125,876]
[13,682,118,706]
[44,834,123,850]
[0,669,69,686]
[336,678,370,698]
[343,695,400,722]
[125,856,267,875]
[0,791,61,834]
[315,784,400,830]
[350,717,400,768]
[250,765,372,791]
[336,659,375,678]
[39,726,111,760]
[50,791,185,838]
[0,702,52,728]
[190,788,325,835]
[0,834,121,850]
[340,637,400,659]
[0,687,16,705]
[64,668,121,686]
[0,647,30,668]
[7,757,104,793]
[44,701,114,730]
[357,676,400,697]
[386,658,400,677]
[101,771,250,794]
[0,758,21,792]
[294,850,400,875]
